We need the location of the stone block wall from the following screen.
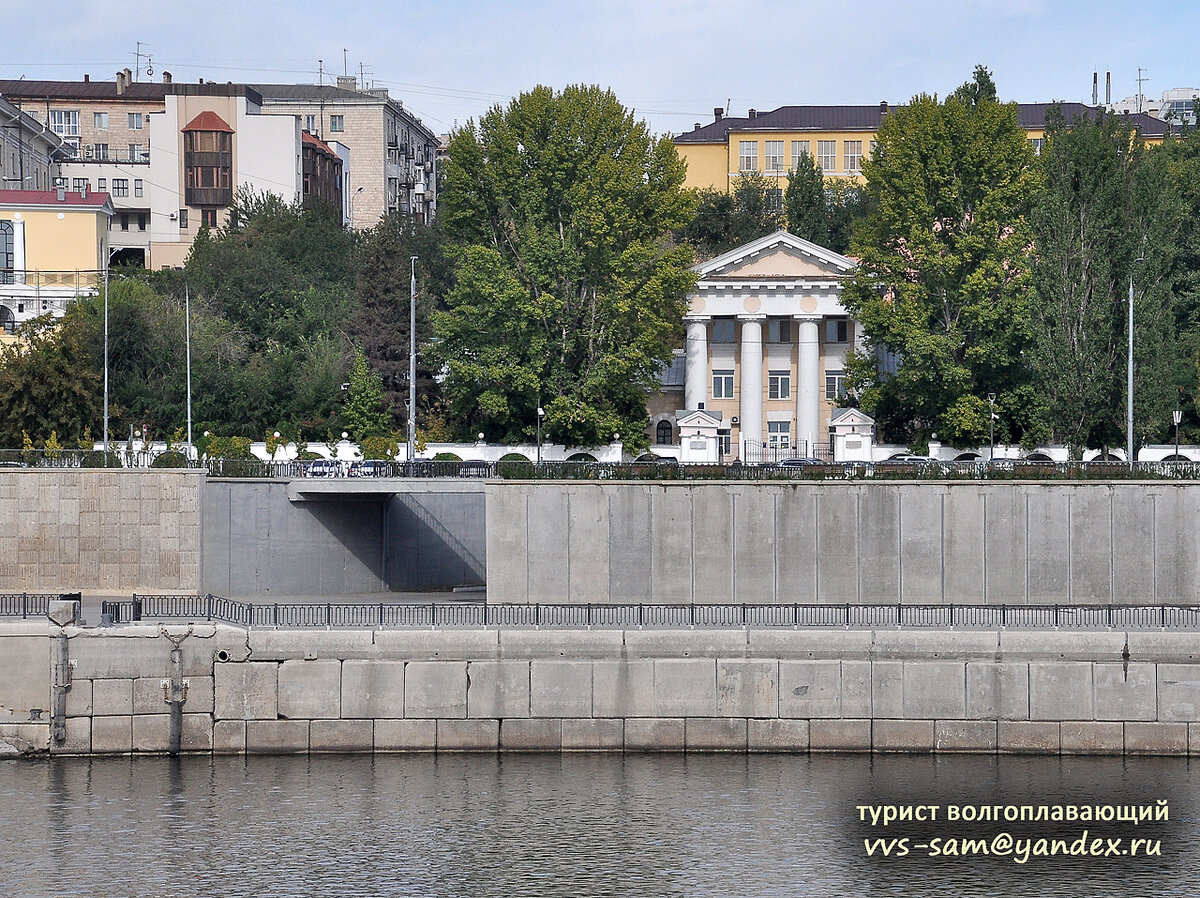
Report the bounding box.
[16,622,1200,756]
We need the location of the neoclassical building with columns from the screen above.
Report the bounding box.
[668,230,864,460]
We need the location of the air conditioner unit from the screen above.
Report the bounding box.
[84,146,94,159]
[731,416,740,425]
[168,212,177,221]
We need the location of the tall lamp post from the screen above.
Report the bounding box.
[408,256,418,465]
[184,278,193,458]
[1127,257,1143,469]
[1174,408,1183,460]
[987,393,997,462]
[536,406,545,464]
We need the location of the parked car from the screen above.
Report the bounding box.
[777,457,824,467]
[458,459,491,478]
[350,460,393,478]
[305,459,343,477]
[877,454,937,465]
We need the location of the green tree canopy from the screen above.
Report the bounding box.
[1028,107,1184,454]
[784,153,828,246]
[841,67,1039,447]
[681,172,784,258]
[434,84,696,450]
[341,349,392,440]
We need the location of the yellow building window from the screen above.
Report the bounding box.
[817,140,836,172]
[765,140,784,171]
[844,141,863,173]
[738,140,758,172]
[790,140,810,171]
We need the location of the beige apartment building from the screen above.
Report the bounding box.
[0,95,63,192]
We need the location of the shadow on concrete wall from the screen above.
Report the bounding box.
[387,492,486,590]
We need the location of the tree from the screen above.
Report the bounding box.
[784,153,828,245]
[841,67,1039,447]
[341,349,392,440]
[681,172,784,258]
[352,214,451,426]
[1028,107,1184,454]
[434,84,696,450]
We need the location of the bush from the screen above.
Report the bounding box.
[205,435,253,459]
[150,450,190,468]
[80,450,123,468]
[432,452,462,461]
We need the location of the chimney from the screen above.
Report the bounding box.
[83,74,90,83]
[1106,72,1111,105]
[880,100,889,115]
[748,108,757,119]
[714,107,723,122]
[124,67,132,87]
[163,71,172,84]
[1092,72,1098,105]
[115,70,126,95]
[694,122,701,131]
[56,185,66,202]
[337,75,358,92]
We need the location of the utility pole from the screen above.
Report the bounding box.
[1137,67,1149,113]
[1128,264,1139,468]
[102,256,110,453]
[988,393,997,462]
[408,256,418,464]
[184,280,193,456]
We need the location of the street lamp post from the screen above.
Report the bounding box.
[184,279,193,458]
[1127,257,1143,469]
[988,393,997,463]
[1174,408,1183,460]
[536,407,545,465]
[408,256,418,465]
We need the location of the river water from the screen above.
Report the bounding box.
[0,753,1195,897]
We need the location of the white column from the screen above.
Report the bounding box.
[795,316,821,457]
[739,315,765,459]
[684,315,709,410]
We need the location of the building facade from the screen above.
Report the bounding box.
[671,230,861,461]
[0,188,113,334]
[676,102,1170,193]
[252,77,438,227]
[0,95,64,192]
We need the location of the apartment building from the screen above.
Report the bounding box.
[652,230,862,461]
[0,95,63,192]
[0,187,113,334]
[676,102,1171,193]
[253,77,438,226]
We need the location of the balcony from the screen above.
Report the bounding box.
[185,187,233,206]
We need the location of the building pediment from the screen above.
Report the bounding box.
[830,407,875,430]
[695,230,855,282]
[676,409,723,428]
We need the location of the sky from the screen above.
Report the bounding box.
[5,0,1200,137]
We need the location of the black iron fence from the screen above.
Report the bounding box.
[91,595,1200,631]
[0,593,61,619]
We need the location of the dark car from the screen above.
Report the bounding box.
[778,457,823,467]
[305,459,343,477]
[458,459,492,478]
[350,460,393,478]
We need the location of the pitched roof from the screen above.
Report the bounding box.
[0,79,167,102]
[182,111,233,133]
[0,189,113,212]
[656,352,686,390]
[676,102,1172,142]
[302,130,338,157]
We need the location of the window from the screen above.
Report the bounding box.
[738,140,757,172]
[767,421,790,448]
[825,370,847,400]
[869,140,879,160]
[202,208,218,228]
[112,178,129,197]
[790,140,810,171]
[712,369,734,399]
[178,208,188,228]
[0,307,13,336]
[305,114,316,132]
[766,319,791,343]
[329,115,345,132]
[137,213,146,231]
[718,431,731,456]
[93,112,108,129]
[90,143,109,160]
[655,420,673,445]
[72,178,88,192]
[134,179,143,197]
[825,317,848,343]
[711,318,736,342]
[768,370,791,400]
[49,109,79,137]
[767,188,782,212]
[1030,138,1045,155]
[0,221,13,286]
[764,140,784,171]
[129,143,146,162]
[128,112,143,130]
[817,140,836,172]
[844,140,863,173]
[97,178,107,191]
[119,212,129,231]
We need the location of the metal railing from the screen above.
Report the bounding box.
[95,595,1200,631]
[0,592,59,619]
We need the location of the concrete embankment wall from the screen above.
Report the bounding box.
[7,623,1200,756]
[486,481,1200,604]
[0,471,201,594]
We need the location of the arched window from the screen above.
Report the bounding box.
[0,222,13,285]
[0,306,15,336]
[655,420,673,445]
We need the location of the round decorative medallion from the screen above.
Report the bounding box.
[743,295,761,313]
[800,295,818,313]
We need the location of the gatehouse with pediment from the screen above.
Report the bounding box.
[669,230,868,460]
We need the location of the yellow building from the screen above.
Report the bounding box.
[676,102,1170,193]
[0,187,113,335]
